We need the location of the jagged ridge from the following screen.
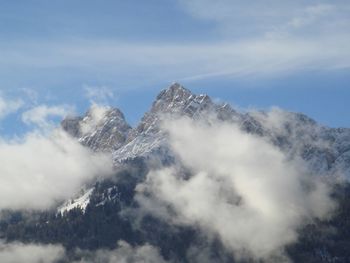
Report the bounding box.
[62,83,350,178]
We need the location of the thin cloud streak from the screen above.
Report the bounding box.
[178,0,350,38]
[0,35,349,83]
[0,0,348,90]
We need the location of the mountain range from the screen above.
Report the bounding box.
[1,83,350,263]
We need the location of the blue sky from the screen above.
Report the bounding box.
[0,0,349,136]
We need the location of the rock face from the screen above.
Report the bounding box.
[78,107,131,152]
[132,83,216,136]
[62,106,131,152]
[113,83,241,162]
[61,116,82,138]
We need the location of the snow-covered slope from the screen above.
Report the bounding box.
[58,188,94,215]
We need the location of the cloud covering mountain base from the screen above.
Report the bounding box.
[0,241,65,263]
[136,116,335,261]
[0,240,168,263]
[0,129,113,210]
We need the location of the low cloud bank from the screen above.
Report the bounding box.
[0,129,112,210]
[0,241,65,263]
[0,240,168,263]
[73,241,168,263]
[0,101,113,211]
[136,116,335,260]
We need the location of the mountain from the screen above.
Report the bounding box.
[2,83,350,263]
[113,83,238,162]
[57,83,350,217]
[64,83,350,178]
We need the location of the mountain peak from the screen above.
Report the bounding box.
[85,105,125,121]
[60,85,350,183]
[62,105,131,152]
[151,83,215,115]
[155,82,193,104]
[128,84,216,139]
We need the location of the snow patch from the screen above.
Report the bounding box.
[58,188,94,215]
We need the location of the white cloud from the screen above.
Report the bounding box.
[20,88,39,104]
[0,33,348,84]
[79,103,110,135]
[0,96,23,120]
[74,240,169,263]
[22,104,74,130]
[0,98,112,211]
[0,241,65,263]
[136,116,335,260]
[84,85,115,105]
[0,129,113,210]
[178,0,349,37]
[0,240,168,263]
[286,4,335,29]
[0,1,348,86]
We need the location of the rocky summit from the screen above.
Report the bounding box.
[64,83,350,178]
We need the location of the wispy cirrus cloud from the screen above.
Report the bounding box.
[178,0,350,38]
[0,35,349,84]
[0,0,348,88]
